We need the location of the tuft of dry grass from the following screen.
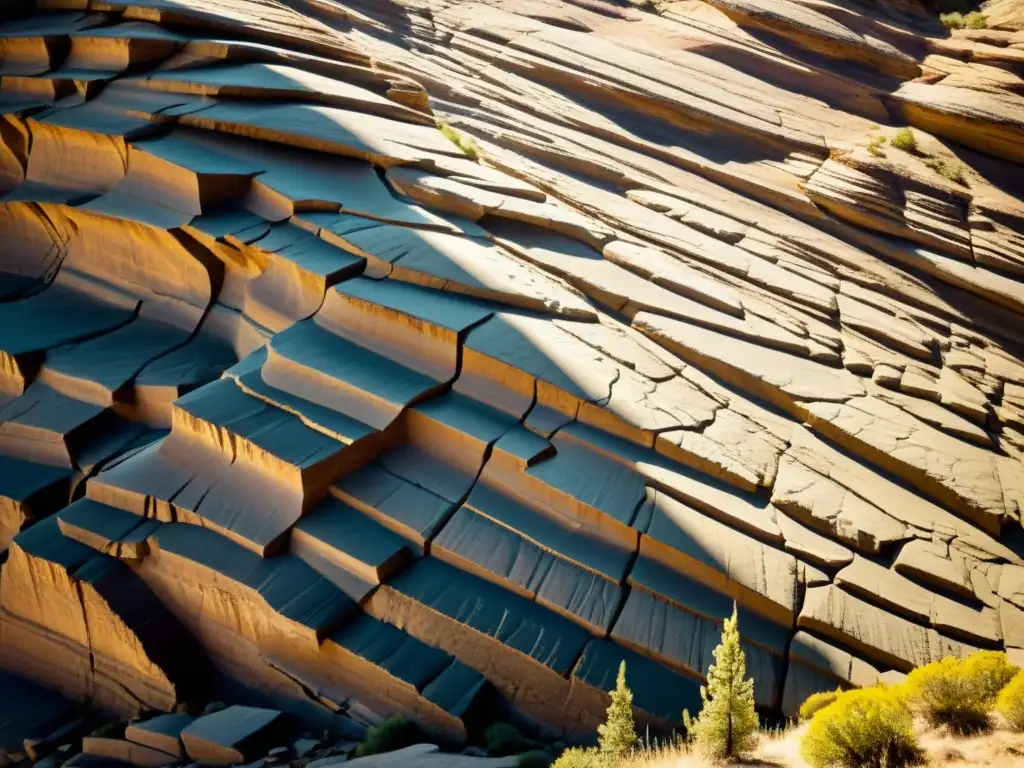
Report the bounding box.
[940,10,987,29]
[924,156,967,185]
[437,120,480,160]
[891,127,918,153]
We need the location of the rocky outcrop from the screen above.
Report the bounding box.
[2,0,1024,740]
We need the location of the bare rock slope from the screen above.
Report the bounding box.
[2,0,1024,741]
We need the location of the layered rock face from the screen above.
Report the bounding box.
[2,0,1024,742]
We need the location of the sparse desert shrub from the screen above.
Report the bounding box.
[552,746,604,768]
[517,750,554,768]
[800,689,843,722]
[354,716,421,757]
[996,669,1024,731]
[965,11,987,28]
[683,604,759,759]
[905,652,1017,734]
[963,651,1019,701]
[486,723,530,757]
[923,156,967,184]
[867,135,886,157]
[940,11,966,28]
[438,120,480,160]
[597,662,637,760]
[891,128,918,152]
[801,686,921,768]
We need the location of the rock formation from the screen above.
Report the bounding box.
[2,0,1024,745]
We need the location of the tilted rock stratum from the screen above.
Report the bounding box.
[2,0,1024,743]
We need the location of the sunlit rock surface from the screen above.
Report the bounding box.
[2,0,1024,740]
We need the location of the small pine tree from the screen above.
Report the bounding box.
[685,604,759,759]
[597,661,637,760]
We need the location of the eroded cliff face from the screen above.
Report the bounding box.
[1,0,1024,742]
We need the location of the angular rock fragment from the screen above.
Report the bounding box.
[180,706,285,766]
[125,714,194,759]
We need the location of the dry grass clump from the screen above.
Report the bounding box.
[924,157,966,185]
[866,135,887,157]
[891,127,918,152]
[940,11,987,29]
[438,120,480,160]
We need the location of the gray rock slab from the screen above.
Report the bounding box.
[328,277,494,336]
[0,454,71,551]
[0,670,75,755]
[611,585,782,708]
[628,555,791,654]
[125,713,195,758]
[571,639,701,727]
[460,483,633,584]
[82,737,176,768]
[89,437,307,555]
[328,613,484,710]
[174,377,346,472]
[231,367,377,447]
[134,332,238,393]
[433,505,624,632]
[177,101,458,166]
[56,498,157,556]
[290,496,411,599]
[421,661,489,721]
[332,463,455,551]
[180,706,285,766]
[526,436,647,529]
[0,283,135,359]
[383,557,590,676]
[41,317,191,399]
[266,320,445,430]
[0,382,109,468]
[150,522,357,637]
[799,584,978,671]
[641,491,798,624]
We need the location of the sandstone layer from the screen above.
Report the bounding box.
[2,0,1024,742]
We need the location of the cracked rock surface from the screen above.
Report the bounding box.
[2,0,1024,741]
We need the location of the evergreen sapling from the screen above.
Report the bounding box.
[683,603,759,759]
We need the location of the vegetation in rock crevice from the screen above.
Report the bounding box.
[438,120,481,160]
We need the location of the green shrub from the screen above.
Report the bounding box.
[801,686,921,768]
[891,128,918,152]
[517,750,554,768]
[905,652,1017,734]
[354,716,421,757]
[866,136,886,157]
[551,746,604,768]
[965,11,987,28]
[996,669,1024,730]
[963,651,1018,700]
[597,662,636,759]
[799,689,843,722]
[486,723,530,757]
[940,11,966,28]
[684,605,758,759]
